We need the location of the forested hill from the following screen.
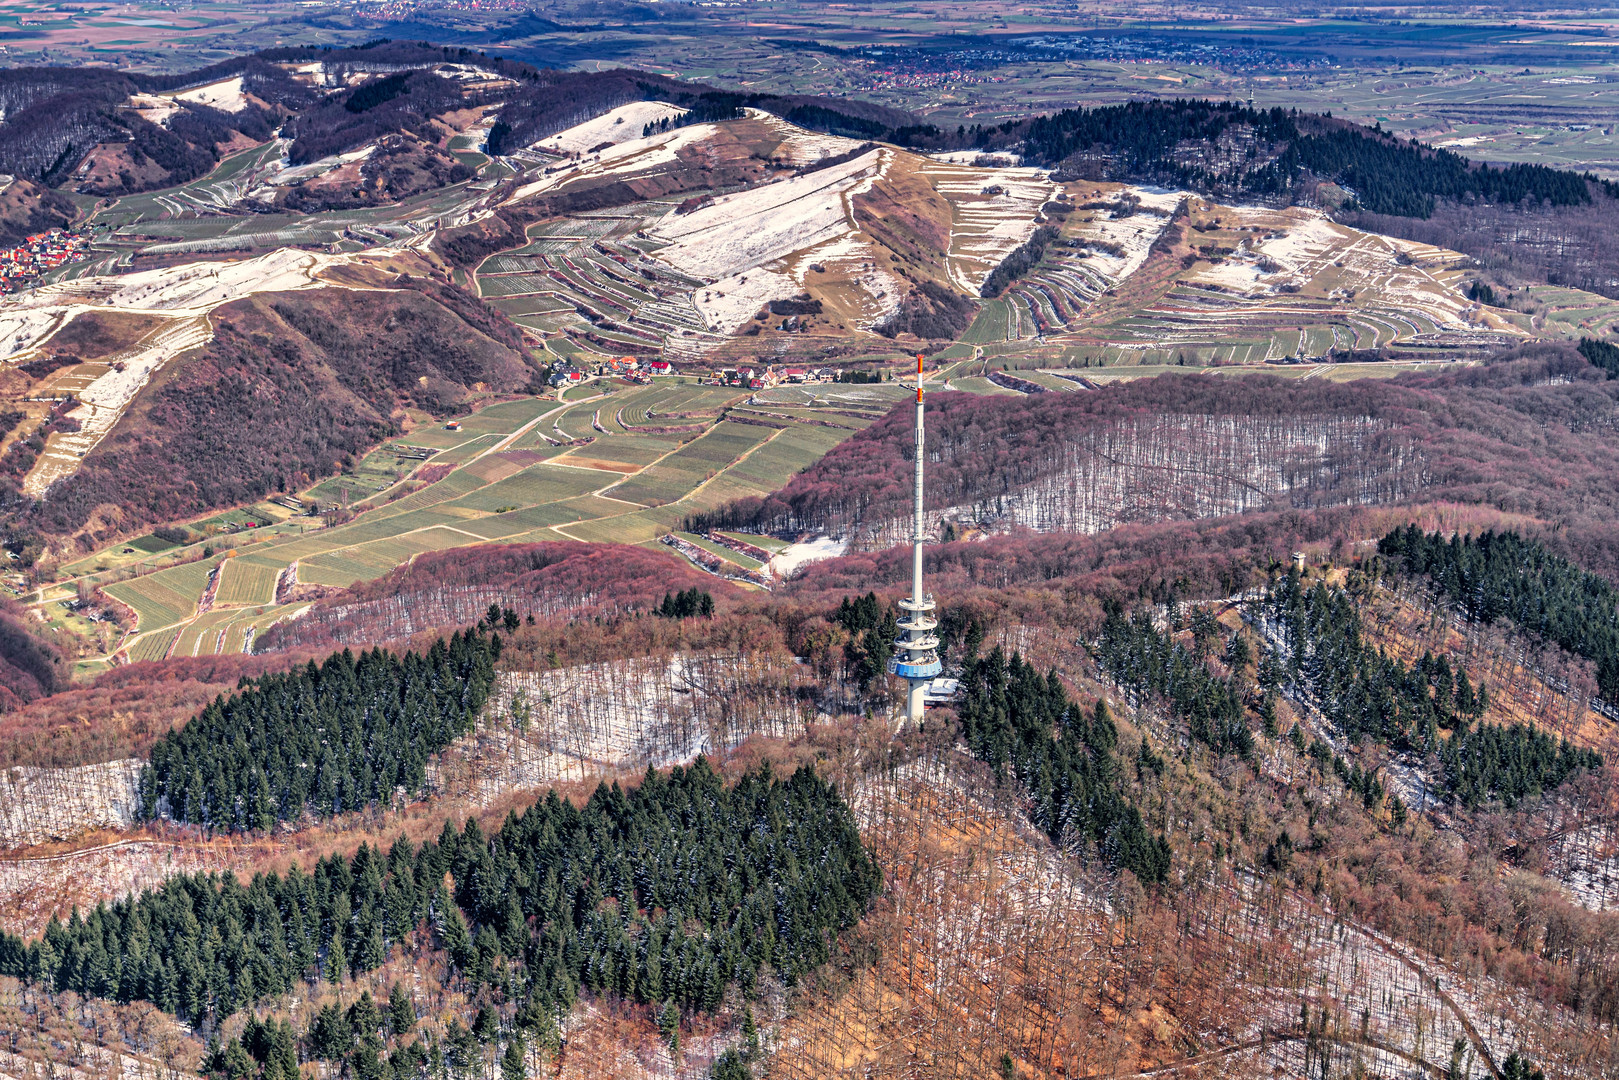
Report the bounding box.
[1380,526,1619,700]
[980,99,1599,218]
[2,35,1600,226]
[0,760,879,1034]
[0,39,927,198]
[693,348,1619,579]
[19,281,535,550]
[0,59,312,190]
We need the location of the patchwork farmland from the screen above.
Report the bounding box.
[71,378,894,660]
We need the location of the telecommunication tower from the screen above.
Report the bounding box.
[889,352,942,722]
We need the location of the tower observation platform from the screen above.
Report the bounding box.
[887,353,942,722]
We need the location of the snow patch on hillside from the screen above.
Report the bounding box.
[531,101,690,156]
[127,92,180,125]
[791,233,904,328]
[650,148,885,281]
[24,316,213,495]
[174,76,249,113]
[770,536,846,579]
[1252,212,1345,277]
[747,109,869,165]
[919,159,1057,294]
[0,246,337,373]
[503,123,717,205]
[695,268,797,334]
[1070,191,1184,284]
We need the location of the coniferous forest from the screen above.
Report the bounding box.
[1094,605,1255,760]
[1005,99,1595,218]
[138,629,501,829]
[0,760,878,1039]
[958,645,1171,884]
[1378,525,1619,700]
[1260,570,1600,807]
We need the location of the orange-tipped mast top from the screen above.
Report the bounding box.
[916,352,924,402]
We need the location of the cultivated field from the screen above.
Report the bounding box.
[69,377,908,659]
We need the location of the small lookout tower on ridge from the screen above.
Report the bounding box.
[889,352,942,722]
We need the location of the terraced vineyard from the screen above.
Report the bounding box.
[475,208,727,359]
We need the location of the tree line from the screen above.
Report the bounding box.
[1260,569,1600,808]
[998,99,1594,219]
[655,588,714,619]
[138,628,500,829]
[1379,525,1619,700]
[0,760,879,1044]
[980,225,1060,299]
[958,644,1171,884]
[1579,337,1619,379]
[834,591,896,691]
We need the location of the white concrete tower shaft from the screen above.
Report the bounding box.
[890,352,941,722]
[912,360,925,606]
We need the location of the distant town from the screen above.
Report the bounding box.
[547,355,845,390]
[0,229,89,293]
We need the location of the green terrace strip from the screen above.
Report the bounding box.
[138,629,501,829]
[1378,525,1619,701]
[958,647,1171,886]
[1258,571,1601,809]
[0,761,879,1030]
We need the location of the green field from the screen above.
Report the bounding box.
[215,557,282,606]
[105,557,221,633]
[73,382,912,657]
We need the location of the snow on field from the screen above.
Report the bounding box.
[255,142,374,193]
[0,305,76,359]
[918,158,1056,293]
[24,316,212,495]
[127,91,180,124]
[530,101,690,155]
[1251,212,1345,277]
[1065,187,1185,285]
[694,267,797,334]
[770,535,846,578]
[174,75,249,113]
[791,232,905,328]
[503,123,717,205]
[747,108,869,165]
[651,148,885,280]
[0,248,347,484]
[433,63,512,85]
[60,246,339,313]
